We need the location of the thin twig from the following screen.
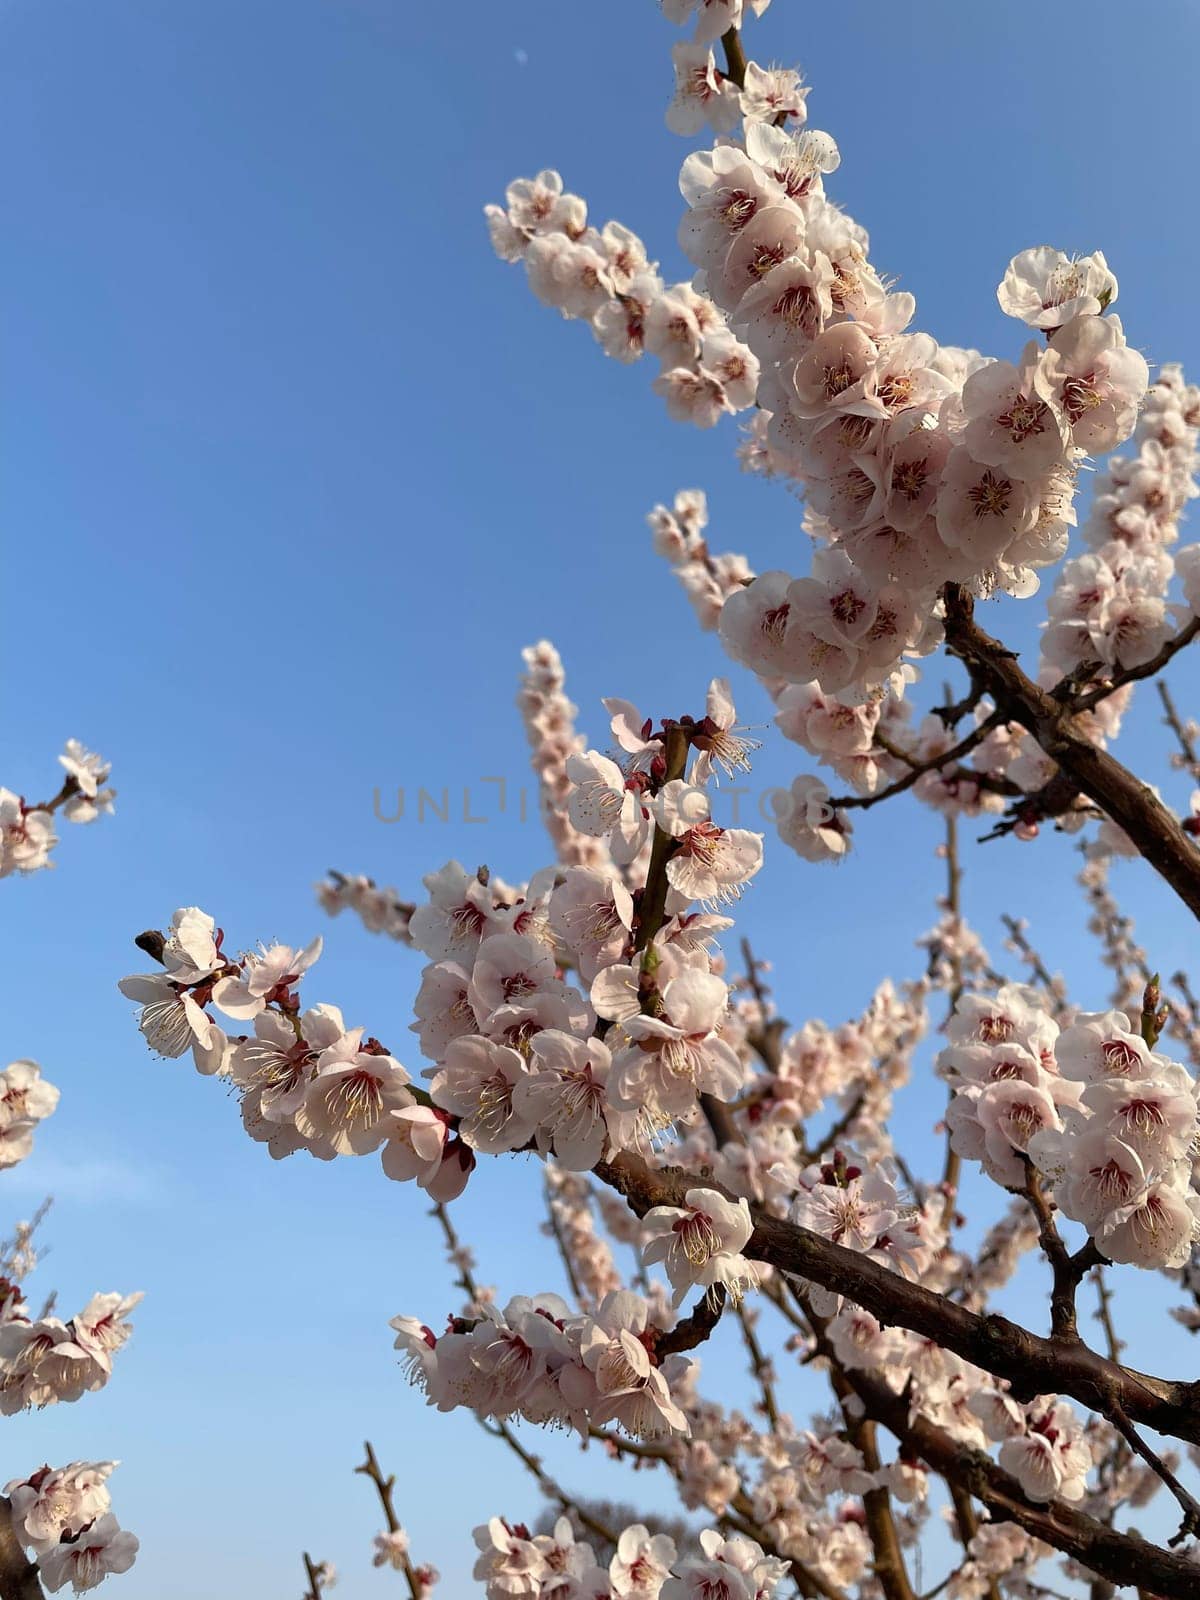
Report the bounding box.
[1107,1406,1200,1546]
[1069,619,1200,713]
[355,1442,421,1598]
[483,1417,621,1548]
[735,1302,781,1429]
[1091,1268,1123,1364]
[830,713,1005,812]
[301,1553,323,1600]
[1157,680,1200,776]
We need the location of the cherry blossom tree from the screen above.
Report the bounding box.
[12,4,1200,1598]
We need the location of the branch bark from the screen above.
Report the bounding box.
[355,1442,422,1599]
[301,1553,323,1600]
[840,1363,1200,1600]
[0,1503,42,1600]
[594,1152,1200,1447]
[942,585,1200,918]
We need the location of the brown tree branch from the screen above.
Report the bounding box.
[827,1380,917,1600]
[657,1284,727,1355]
[1091,1268,1123,1364]
[840,1363,1200,1600]
[829,712,1005,812]
[719,26,748,88]
[482,1417,620,1548]
[946,1483,1003,1600]
[1070,619,1200,713]
[734,1302,782,1430]
[1158,680,1200,775]
[301,1553,323,1600]
[355,1442,421,1598]
[0,1502,43,1600]
[942,585,1200,919]
[1019,1160,1103,1341]
[740,937,785,1073]
[1106,1405,1200,1546]
[939,811,965,1196]
[593,1151,1200,1447]
[633,724,690,953]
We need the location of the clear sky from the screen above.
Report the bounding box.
[4,1,1200,1594]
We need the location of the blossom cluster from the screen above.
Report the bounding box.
[491,21,1174,877]
[474,1517,786,1600]
[315,871,415,943]
[126,632,1199,1591]
[750,975,924,1144]
[662,0,773,49]
[648,490,753,633]
[136,679,775,1201]
[661,0,797,144]
[789,1151,933,1295]
[0,1291,142,1414]
[941,985,1200,1268]
[517,641,613,870]
[667,40,804,140]
[796,1298,1094,1510]
[486,172,760,430]
[631,65,1150,702]
[392,1287,693,1442]
[1,742,114,877]
[116,906,470,1186]
[0,1059,59,1170]
[4,1462,138,1595]
[0,835,139,1597]
[117,882,682,1193]
[1043,364,1200,679]
[710,214,1143,689]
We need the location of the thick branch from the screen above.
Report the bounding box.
[832,1397,916,1600]
[842,1364,1200,1600]
[0,1503,42,1600]
[594,1152,1200,1446]
[943,586,1200,919]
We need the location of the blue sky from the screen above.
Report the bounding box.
[3,0,1200,1593]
